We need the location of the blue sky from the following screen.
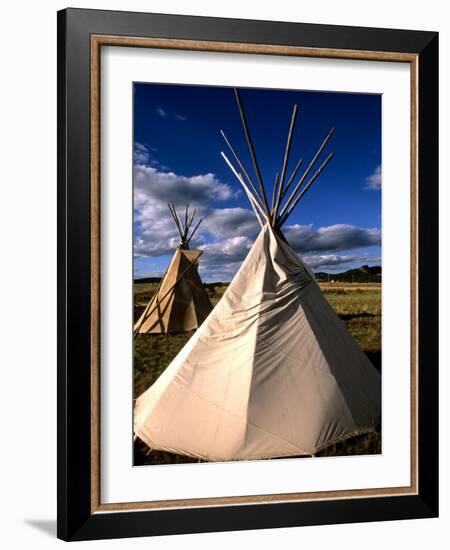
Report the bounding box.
[133,83,381,282]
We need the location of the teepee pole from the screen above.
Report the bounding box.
[173,207,186,242]
[273,104,298,224]
[186,218,203,246]
[168,204,183,241]
[220,130,265,210]
[271,172,279,213]
[221,152,269,224]
[169,204,185,242]
[278,127,335,222]
[243,177,264,228]
[168,203,178,231]
[186,208,196,238]
[234,89,271,217]
[183,204,189,239]
[280,158,303,203]
[134,251,203,336]
[279,152,334,227]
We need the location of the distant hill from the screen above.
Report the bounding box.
[315,265,381,283]
[134,277,230,286]
[134,276,162,284]
[135,266,381,285]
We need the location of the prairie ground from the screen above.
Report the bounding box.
[133,281,381,465]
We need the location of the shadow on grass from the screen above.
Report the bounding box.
[134,427,382,466]
[339,312,378,321]
[134,438,201,466]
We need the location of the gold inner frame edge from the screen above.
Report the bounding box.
[90,35,419,514]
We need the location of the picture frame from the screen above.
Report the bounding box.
[57,7,438,541]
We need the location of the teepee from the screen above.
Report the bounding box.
[134,204,212,335]
[134,90,381,460]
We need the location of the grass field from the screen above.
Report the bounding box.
[133,281,381,465]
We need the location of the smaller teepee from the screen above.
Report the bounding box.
[134,204,212,335]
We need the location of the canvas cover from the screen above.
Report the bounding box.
[134,225,381,460]
[135,249,212,334]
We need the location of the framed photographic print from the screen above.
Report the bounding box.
[57,8,438,541]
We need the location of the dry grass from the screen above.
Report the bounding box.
[133,281,381,465]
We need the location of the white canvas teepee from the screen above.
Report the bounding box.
[134,205,212,335]
[134,90,381,460]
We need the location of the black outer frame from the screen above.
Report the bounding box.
[57,8,438,542]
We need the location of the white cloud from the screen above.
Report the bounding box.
[135,164,234,208]
[199,261,244,282]
[365,164,382,190]
[200,236,253,263]
[133,142,151,164]
[134,144,236,210]
[133,144,238,259]
[302,254,368,270]
[199,221,382,280]
[284,223,381,254]
[202,208,258,240]
[133,144,381,281]
[155,107,187,121]
[198,236,254,281]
